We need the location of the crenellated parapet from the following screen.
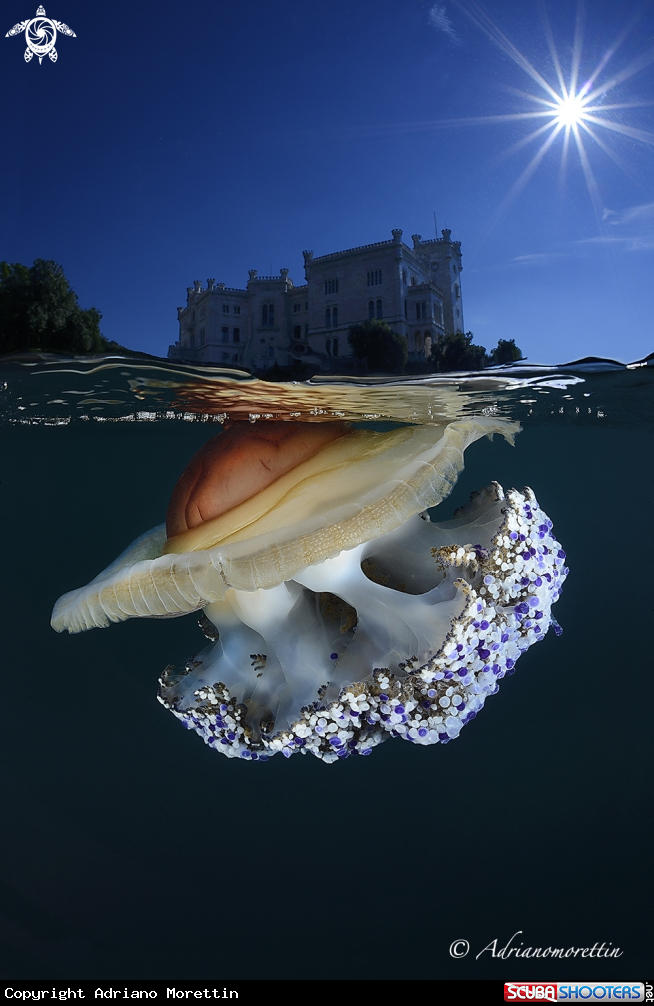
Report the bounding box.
[170,222,465,369]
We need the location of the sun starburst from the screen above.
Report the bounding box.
[553,92,588,127]
[443,0,654,232]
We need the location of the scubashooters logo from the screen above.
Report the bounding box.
[5,5,76,64]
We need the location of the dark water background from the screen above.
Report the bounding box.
[1,356,652,980]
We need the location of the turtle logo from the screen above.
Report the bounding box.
[5,5,76,64]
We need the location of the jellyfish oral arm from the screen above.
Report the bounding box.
[158,483,568,762]
[293,542,469,700]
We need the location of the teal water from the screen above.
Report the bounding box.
[1,356,652,980]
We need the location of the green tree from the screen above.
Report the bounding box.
[347,319,408,375]
[0,259,106,355]
[432,331,488,372]
[489,338,523,365]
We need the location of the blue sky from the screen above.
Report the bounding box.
[2,0,653,364]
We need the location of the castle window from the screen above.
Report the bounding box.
[222,326,229,342]
[368,300,375,320]
[416,302,427,321]
[234,305,240,315]
[233,328,240,343]
[294,303,301,313]
[376,299,382,319]
[402,269,407,284]
[233,354,239,362]
[221,352,229,361]
[411,276,416,286]
[200,328,205,346]
[332,337,339,357]
[332,306,338,327]
[367,270,382,286]
[325,307,331,328]
[326,339,331,356]
[268,346,274,358]
[262,303,275,327]
[455,284,460,299]
[325,279,339,295]
[223,304,229,313]
[294,326,302,339]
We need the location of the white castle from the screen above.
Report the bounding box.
[167,227,464,372]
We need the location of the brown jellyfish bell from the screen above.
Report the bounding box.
[51,383,568,763]
[165,420,351,542]
[51,413,517,630]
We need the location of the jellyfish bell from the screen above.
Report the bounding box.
[51,416,520,627]
[51,413,568,762]
[165,420,352,539]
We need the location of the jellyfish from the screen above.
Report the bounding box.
[51,416,568,762]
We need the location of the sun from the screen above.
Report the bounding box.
[440,0,654,230]
[553,92,588,128]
